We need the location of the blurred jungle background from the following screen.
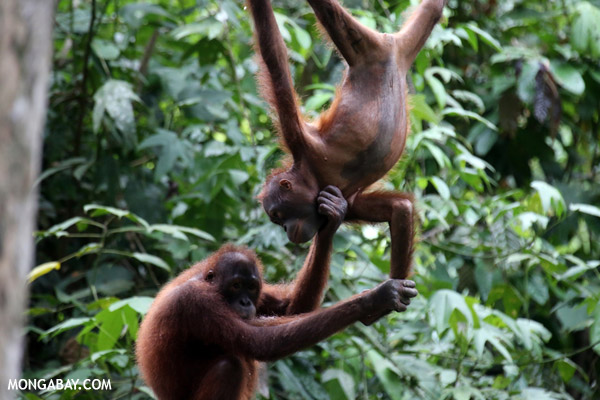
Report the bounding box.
[25,0,600,398]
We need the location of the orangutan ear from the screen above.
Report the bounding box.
[279,179,292,191]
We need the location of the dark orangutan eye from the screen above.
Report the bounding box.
[232,282,241,290]
[205,271,214,281]
[247,281,257,293]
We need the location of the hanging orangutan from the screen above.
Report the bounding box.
[251,0,446,279]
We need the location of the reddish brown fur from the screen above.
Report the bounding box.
[136,245,262,400]
[249,0,445,279]
[136,243,418,399]
[315,81,344,134]
[137,193,349,399]
[257,163,290,202]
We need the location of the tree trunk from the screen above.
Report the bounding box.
[0,0,54,397]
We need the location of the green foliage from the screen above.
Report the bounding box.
[28,0,600,398]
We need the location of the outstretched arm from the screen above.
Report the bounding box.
[259,186,348,315]
[189,279,418,362]
[247,0,306,159]
[395,0,445,67]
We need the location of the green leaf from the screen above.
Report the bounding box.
[428,67,463,84]
[460,169,484,192]
[439,369,457,386]
[473,129,497,156]
[452,90,485,113]
[122,305,140,339]
[518,388,562,400]
[292,25,311,49]
[305,92,333,111]
[95,309,125,351]
[554,359,576,383]
[449,308,470,338]
[531,181,565,217]
[88,264,134,296]
[590,69,600,85]
[28,262,61,284]
[43,317,92,337]
[527,273,549,305]
[149,224,215,242]
[84,204,150,228]
[229,169,250,185]
[571,2,600,58]
[139,129,193,178]
[73,242,101,258]
[367,350,403,400]
[23,394,44,400]
[275,361,314,399]
[322,369,355,400]
[549,61,585,96]
[85,204,127,218]
[90,349,127,363]
[424,142,450,168]
[457,26,478,51]
[555,304,589,332]
[429,290,474,334]
[474,327,513,362]
[93,307,139,350]
[424,73,446,108]
[273,12,292,42]
[570,203,600,218]
[464,24,502,52]
[515,212,549,233]
[120,3,174,29]
[91,39,120,60]
[518,318,551,342]
[40,216,94,238]
[456,152,492,171]
[590,304,600,355]
[132,252,171,271]
[442,108,497,130]
[172,19,224,40]
[93,80,141,139]
[409,94,439,124]
[447,386,485,400]
[503,285,523,318]
[109,296,154,315]
[517,61,538,104]
[555,260,600,281]
[490,46,539,64]
[34,157,87,186]
[430,176,450,200]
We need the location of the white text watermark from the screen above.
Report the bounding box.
[8,379,112,391]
